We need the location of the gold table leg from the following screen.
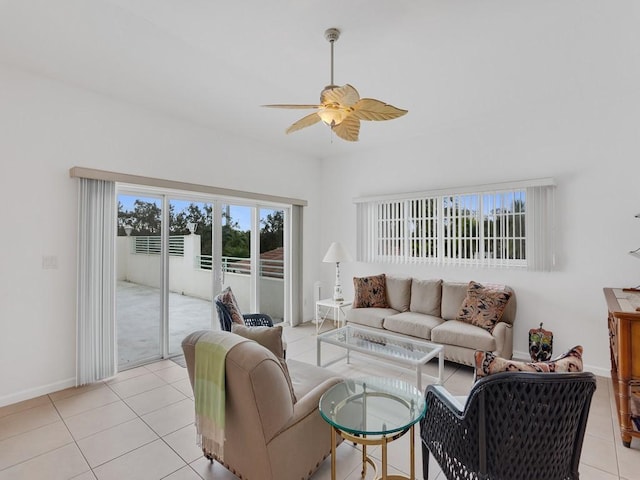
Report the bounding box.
[362,438,367,477]
[331,426,336,480]
[332,427,416,480]
[382,434,388,479]
[410,424,415,480]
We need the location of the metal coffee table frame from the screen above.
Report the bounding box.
[317,325,444,391]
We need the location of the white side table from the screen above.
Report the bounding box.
[315,298,352,335]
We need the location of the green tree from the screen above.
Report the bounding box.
[118,200,263,260]
[172,203,213,256]
[260,211,284,253]
[118,199,161,235]
[117,201,135,236]
[222,221,250,258]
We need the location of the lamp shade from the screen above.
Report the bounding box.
[322,242,353,263]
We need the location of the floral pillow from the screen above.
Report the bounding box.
[353,274,389,308]
[456,281,512,333]
[218,286,244,325]
[474,345,584,380]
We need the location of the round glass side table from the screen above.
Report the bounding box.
[319,377,426,480]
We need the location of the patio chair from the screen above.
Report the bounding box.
[214,288,274,331]
[420,371,596,480]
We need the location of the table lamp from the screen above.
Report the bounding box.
[322,242,353,302]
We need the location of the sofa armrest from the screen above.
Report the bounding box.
[491,321,513,359]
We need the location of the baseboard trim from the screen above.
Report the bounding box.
[0,377,76,408]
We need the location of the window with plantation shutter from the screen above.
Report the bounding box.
[355,179,555,271]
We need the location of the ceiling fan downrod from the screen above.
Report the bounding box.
[325,28,340,89]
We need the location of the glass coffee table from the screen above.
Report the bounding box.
[317,325,444,391]
[319,377,426,480]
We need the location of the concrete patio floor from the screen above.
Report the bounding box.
[116,281,215,369]
[116,280,286,370]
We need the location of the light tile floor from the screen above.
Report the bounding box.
[1,322,638,480]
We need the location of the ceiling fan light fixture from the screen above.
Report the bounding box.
[318,107,346,127]
[262,27,408,142]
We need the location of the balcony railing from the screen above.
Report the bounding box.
[126,235,283,279]
[196,255,284,279]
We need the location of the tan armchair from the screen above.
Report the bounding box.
[182,330,344,480]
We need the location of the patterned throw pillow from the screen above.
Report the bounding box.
[456,281,512,333]
[353,274,389,308]
[474,345,584,379]
[218,286,244,325]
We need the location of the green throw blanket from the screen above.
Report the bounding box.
[194,331,248,460]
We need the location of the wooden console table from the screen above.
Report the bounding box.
[604,288,640,447]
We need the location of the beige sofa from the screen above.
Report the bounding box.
[346,277,516,367]
[182,330,344,480]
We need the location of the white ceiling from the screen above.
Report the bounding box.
[0,0,636,160]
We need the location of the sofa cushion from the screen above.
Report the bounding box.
[409,278,442,316]
[353,274,389,308]
[441,282,469,320]
[231,324,296,403]
[474,346,584,379]
[383,312,444,340]
[456,281,512,333]
[431,320,497,352]
[385,276,412,312]
[347,307,398,329]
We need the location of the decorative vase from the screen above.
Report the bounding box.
[529,322,553,362]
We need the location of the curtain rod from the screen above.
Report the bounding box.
[353,178,555,203]
[69,166,308,207]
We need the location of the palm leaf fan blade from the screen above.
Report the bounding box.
[285,112,322,134]
[353,98,408,121]
[332,115,360,142]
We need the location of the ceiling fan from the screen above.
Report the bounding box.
[263,28,408,142]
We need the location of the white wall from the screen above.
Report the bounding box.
[318,68,640,377]
[0,66,322,406]
[2,0,639,406]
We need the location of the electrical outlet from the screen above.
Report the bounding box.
[42,255,58,269]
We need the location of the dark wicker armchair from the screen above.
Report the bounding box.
[214,298,274,332]
[420,371,596,480]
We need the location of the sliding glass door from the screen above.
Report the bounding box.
[167,198,214,356]
[116,188,289,369]
[259,208,285,323]
[220,204,252,313]
[116,193,163,368]
[219,204,286,324]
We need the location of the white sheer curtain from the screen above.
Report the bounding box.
[526,184,557,272]
[76,178,116,385]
